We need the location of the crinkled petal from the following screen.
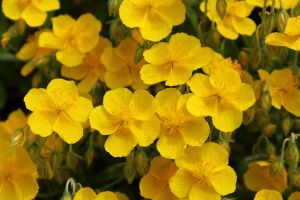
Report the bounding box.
[282,91,300,117]
[156,0,186,25]
[119,0,148,28]
[2,0,23,20]
[187,73,216,97]
[155,88,181,117]
[199,142,229,167]
[169,169,198,198]
[74,13,101,53]
[284,16,300,36]
[104,68,132,89]
[232,17,256,36]
[143,43,169,65]
[179,118,210,146]
[53,112,83,144]
[24,88,55,112]
[186,95,219,116]
[104,128,137,157]
[28,111,57,137]
[21,4,46,27]
[189,181,221,200]
[209,166,237,195]
[32,0,60,11]
[213,102,243,132]
[165,65,193,86]
[39,32,67,49]
[56,45,85,67]
[65,97,93,122]
[139,173,166,199]
[89,106,122,135]
[140,64,171,85]
[265,33,300,51]
[157,130,186,159]
[129,90,156,120]
[52,15,76,38]
[217,19,239,40]
[13,174,39,200]
[103,88,132,116]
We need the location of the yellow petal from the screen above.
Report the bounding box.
[284,16,300,36]
[89,106,122,135]
[24,88,55,112]
[65,97,93,122]
[179,118,210,146]
[61,65,88,80]
[187,73,216,97]
[104,128,137,157]
[46,79,78,109]
[104,68,132,89]
[28,111,57,137]
[52,15,76,38]
[103,88,132,116]
[13,147,37,174]
[225,83,256,111]
[213,103,243,132]
[13,174,39,200]
[39,32,67,49]
[254,189,283,200]
[198,142,229,167]
[140,12,171,41]
[165,65,193,86]
[74,188,97,200]
[209,166,237,195]
[189,181,221,200]
[115,192,129,200]
[282,91,300,117]
[101,47,126,72]
[56,45,85,67]
[130,90,156,120]
[119,0,148,28]
[169,169,198,198]
[53,112,83,144]
[157,131,186,159]
[143,43,169,65]
[0,178,22,200]
[16,41,37,60]
[156,0,186,25]
[265,33,300,51]
[32,0,60,11]
[129,117,160,147]
[139,173,166,199]
[210,67,242,90]
[258,69,270,81]
[140,63,171,85]
[74,13,101,53]
[2,0,23,20]
[77,72,99,93]
[288,192,300,200]
[186,95,219,116]
[21,4,47,27]
[96,191,118,200]
[230,1,254,18]
[155,88,181,117]
[232,17,256,36]
[217,19,239,40]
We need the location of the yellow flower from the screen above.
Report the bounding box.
[258,68,300,116]
[0,109,27,143]
[254,189,282,200]
[169,142,237,200]
[39,14,101,67]
[246,0,298,9]
[265,16,300,51]
[155,88,210,159]
[101,38,148,90]
[200,0,256,40]
[61,37,112,93]
[2,0,60,27]
[119,0,186,41]
[24,79,93,144]
[89,88,160,157]
[0,142,39,200]
[141,33,212,86]
[243,161,288,192]
[187,67,255,132]
[74,187,129,200]
[140,156,179,200]
[16,31,53,76]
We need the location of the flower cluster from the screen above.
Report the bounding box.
[0,0,300,199]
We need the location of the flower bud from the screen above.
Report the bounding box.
[109,19,128,44]
[289,169,300,187]
[263,124,277,136]
[282,117,293,136]
[1,20,26,48]
[270,157,284,176]
[124,151,136,184]
[135,150,149,175]
[285,139,299,169]
[108,0,122,17]
[10,128,25,147]
[216,0,227,19]
[243,106,256,125]
[85,148,94,168]
[277,9,289,33]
